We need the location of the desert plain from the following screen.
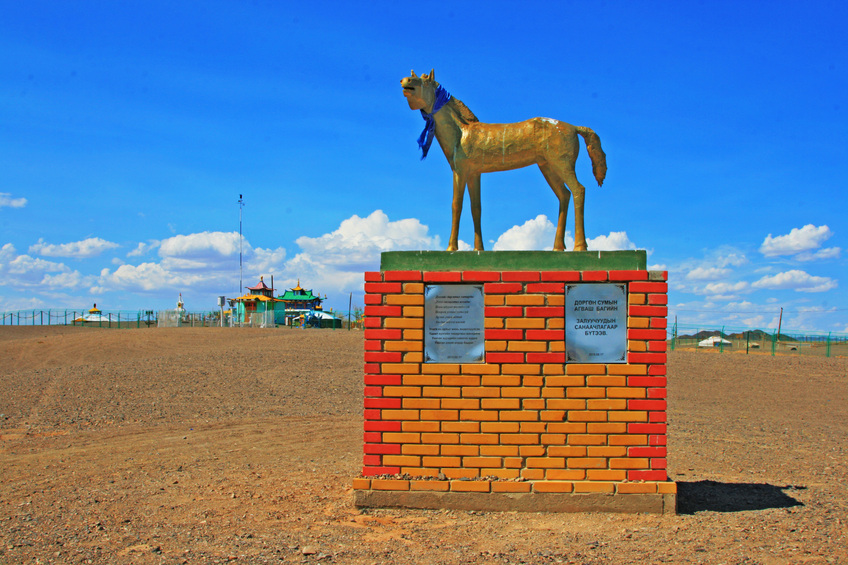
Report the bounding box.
[1,326,846,564]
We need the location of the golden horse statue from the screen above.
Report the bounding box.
[401,69,607,252]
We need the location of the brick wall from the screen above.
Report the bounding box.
[354,268,675,497]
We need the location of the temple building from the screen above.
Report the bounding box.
[232,276,285,326]
[278,280,324,313]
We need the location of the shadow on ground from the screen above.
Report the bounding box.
[676,480,805,514]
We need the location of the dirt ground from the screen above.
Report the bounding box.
[1,326,846,564]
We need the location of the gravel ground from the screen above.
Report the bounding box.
[1,326,846,564]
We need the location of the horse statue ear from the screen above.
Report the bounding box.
[410,69,417,78]
[429,69,436,82]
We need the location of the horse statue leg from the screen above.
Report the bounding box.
[447,170,466,251]
[562,170,588,251]
[467,173,484,251]
[538,162,571,251]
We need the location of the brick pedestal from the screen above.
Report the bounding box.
[353,251,676,514]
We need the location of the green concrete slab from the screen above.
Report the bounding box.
[380,250,647,272]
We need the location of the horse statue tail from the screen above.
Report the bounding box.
[575,126,607,187]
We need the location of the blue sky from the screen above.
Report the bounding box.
[1,1,845,333]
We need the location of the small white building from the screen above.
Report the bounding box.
[698,335,732,347]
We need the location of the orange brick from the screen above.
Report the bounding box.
[443,468,479,479]
[548,445,587,457]
[381,409,419,420]
[442,375,481,386]
[383,432,421,443]
[441,444,479,456]
[540,410,566,422]
[485,318,503,329]
[410,480,449,491]
[586,375,627,387]
[502,386,541,398]
[499,410,539,422]
[505,318,546,329]
[421,363,461,375]
[566,364,606,375]
[404,352,423,363]
[450,480,490,492]
[627,316,650,328]
[421,432,459,443]
[543,364,567,375]
[568,434,607,445]
[629,293,646,305]
[521,469,545,480]
[523,399,546,410]
[500,433,540,444]
[545,469,585,481]
[352,478,371,490]
[402,444,440,456]
[492,481,531,492]
[481,375,521,386]
[422,456,461,467]
[607,387,647,398]
[567,387,606,399]
[567,457,607,469]
[403,329,423,340]
[567,410,607,422]
[628,340,647,352]
[441,398,480,410]
[505,295,545,306]
[547,295,565,306]
[462,364,505,375]
[502,363,541,375]
[482,398,520,410]
[547,318,565,329]
[402,421,440,432]
[524,375,544,386]
[587,422,627,434]
[442,421,479,433]
[507,341,547,352]
[608,434,648,446]
[550,341,565,352]
[462,387,501,398]
[587,469,627,481]
[385,340,423,352]
[460,433,500,444]
[588,446,627,457]
[422,386,461,398]
[607,364,648,376]
[534,481,573,493]
[486,340,507,351]
[383,385,421,397]
[403,374,440,386]
[463,456,502,467]
[520,422,546,433]
[481,445,519,456]
[402,398,440,409]
[382,363,421,374]
[483,469,521,480]
[574,481,615,493]
[403,306,424,317]
[610,458,650,469]
[546,422,586,434]
[546,375,585,387]
[503,456,523,467]
[608,411,648,422]
[386,294,423,305]
[519,446,546,457]
[526,457,566,468]
[587,399,628,411]
[404,282,424,294]
[658,482,677,494]
[372,479,410,491]
[481,422,519,433]
[541,433,566,445]
[385,317,423,329]
[383,455,421,467]
[484,294,505,306]
[617,482,657,494]
[460,410,499,421]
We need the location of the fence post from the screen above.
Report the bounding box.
[771,331,776,356]
[826,332,831,358]
[719,327,725,353]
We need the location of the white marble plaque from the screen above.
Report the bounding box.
[565,283,627,363]
[424,284,485,363]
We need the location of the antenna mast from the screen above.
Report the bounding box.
[238,194,245,294]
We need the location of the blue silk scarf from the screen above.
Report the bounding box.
[417,84,451,160]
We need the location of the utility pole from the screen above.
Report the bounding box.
[776,307,783,347]
[238,194,245,295]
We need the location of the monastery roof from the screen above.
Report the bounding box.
[246,276,273,292]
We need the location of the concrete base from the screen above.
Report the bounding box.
[354,490,677,515]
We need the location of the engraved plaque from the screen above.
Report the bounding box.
[424,284,485,363]
[565,283,627,363]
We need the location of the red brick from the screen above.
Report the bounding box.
[526,306,564,317]
[364,363,380,374]
[628,329,667,340]
[648,340,668,352]
[647,294,668,305]
[628,399,666,411]
[609,270,648,281]
[364,272,382,282]
[364,386,383,397]
[423,271,462,282]
[627,470,667,481]
[364,282,403,294]
[364,351,403,363]
[629,281,668,293]
[629,305,668,317]
[628,376,666,387]
[364,294,382,305]
[363,409,382,421]
[650,317,668,329]
[362,466,401,476]
[485,306,523,317]
[363,431,382,443]
[649,412,667,423]
[364,397,402,409]
[526,329,564,340]
[647,388,667,399]
[648,365,667,376]
[462,271,500,282]
[526,282,565,293]
[651,458,667,469]
[364,305,403,317]
[364,421,401,432]
[364,340,381,351]
[364,443,401,455]
[486,352,525,364]
[365,374,403,386]
[362,454,382,466]
[540,271,580,282]
[628,446,667,457]
[628,423,666,434]
[384,270,422,281]
[581,271,608,281]
[364,329,403,340]
[628,352,667,364]
[526,352,566,363]
[484,282,524,294]
[486,329,524,340]
[363,317,381,328]
[649,435,667,446]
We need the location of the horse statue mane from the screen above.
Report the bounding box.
[401,69,606,252]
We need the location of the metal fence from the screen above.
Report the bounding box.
[669,322,848,358]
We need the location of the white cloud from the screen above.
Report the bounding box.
[701,281,749,296]
[686,267,730,281]
[752,270,837,293]
[0,243,90,292]
[795,247,841,261]
[159,231,240,259]
[29,237,120,259]
[0,193,27,208]
[587,231,637,251]
[127,241,160,257]
[492,215,555,251]
[760,224,833,257]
